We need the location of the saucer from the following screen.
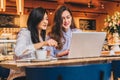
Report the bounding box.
[31,58,51,62]
[16,59,31,62]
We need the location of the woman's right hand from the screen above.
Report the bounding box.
[46,39,58,47]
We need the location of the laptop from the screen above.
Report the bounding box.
[68,32,106,58]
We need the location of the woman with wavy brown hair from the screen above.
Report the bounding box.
[47,5,81,57]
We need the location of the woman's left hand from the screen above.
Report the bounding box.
[56,49,69,57]
[63,49,69,56]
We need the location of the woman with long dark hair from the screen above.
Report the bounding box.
[47,5,81,57]
[7,7,57,80]
[15,7,57,59]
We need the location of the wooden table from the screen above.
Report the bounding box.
[1,55,120,80]
[0,55,120,69]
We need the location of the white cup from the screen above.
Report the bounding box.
[35,50,47,60]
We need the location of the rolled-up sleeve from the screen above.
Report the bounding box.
[46,46,56,57]
[45,36,56,57]
[15,29,35,56]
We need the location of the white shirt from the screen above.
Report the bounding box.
[15,28,36,59]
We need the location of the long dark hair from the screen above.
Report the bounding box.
[27,7,47,43]
[49,5,76,50]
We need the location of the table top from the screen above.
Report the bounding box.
[1,55,120,70]
[0,51,120,70]
[108,43,120,46]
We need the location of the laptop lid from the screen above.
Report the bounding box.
[68,32,106,58]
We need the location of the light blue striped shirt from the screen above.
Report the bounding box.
[46,28,81,57]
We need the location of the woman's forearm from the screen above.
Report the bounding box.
[34,41,47,50]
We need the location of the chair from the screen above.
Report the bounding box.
[112,60,120,80]
[0,66,10,79]
[25,63,111,80]
[13,76,26,80]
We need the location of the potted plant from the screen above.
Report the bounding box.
[103,11,120,52]
[104,11,120,44]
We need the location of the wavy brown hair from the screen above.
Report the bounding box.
[49,5,76,50]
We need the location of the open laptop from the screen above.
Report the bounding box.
[68,32,106,59]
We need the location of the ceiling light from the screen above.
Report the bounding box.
[0,0,6,11]
[49,12,53,15]
[88,0,92,8]
[100,2,104,9]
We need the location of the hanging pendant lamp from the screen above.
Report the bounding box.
[0,0,6,11]
[16,0,24,15]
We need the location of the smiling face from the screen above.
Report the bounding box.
[62,10,72,30]
[37,13,48,30]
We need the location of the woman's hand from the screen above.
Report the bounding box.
[34,39,57,50]
[45,39,58,47]
[56,49,69,57]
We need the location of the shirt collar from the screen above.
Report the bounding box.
[62,28,72,37]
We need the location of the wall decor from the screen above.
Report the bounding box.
[0,14,20,27]
[79,19,96,30]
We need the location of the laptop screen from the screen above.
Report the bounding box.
[68,32,106,58]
